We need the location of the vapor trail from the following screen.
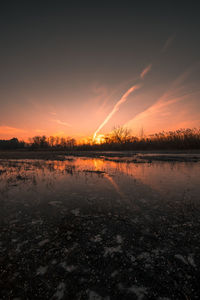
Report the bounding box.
[140,64,152,79]
[93,84,141,140]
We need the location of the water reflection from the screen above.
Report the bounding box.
[0,157,200,211]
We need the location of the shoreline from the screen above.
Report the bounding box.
[0,149,200,161]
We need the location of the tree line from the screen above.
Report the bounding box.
[78,127,200,150]
[0,127,200,150]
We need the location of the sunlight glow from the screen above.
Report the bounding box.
[94,134,105,144]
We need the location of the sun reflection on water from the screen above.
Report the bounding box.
[0,157,200,207]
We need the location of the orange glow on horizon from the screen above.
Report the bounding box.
[1,63,200,142]
[94,134,105,144]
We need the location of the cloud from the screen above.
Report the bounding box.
[0,126,27,136]
[53,119,72,127]
[140,64,152,79]
[124,66,200,132]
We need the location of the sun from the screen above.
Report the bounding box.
[95,134,105,144]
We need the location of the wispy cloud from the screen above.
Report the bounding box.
[53,119,72,127]
[140,64,152,79]
[124,66,200,131]
[0,126,27,138]
[0,126,27,135]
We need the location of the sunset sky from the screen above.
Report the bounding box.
[0,2,200,141]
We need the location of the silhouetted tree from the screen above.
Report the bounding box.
[0,138,25,149]
[110,126,131,144]
[31,136,48,148]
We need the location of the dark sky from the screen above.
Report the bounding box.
[0,1,200,140]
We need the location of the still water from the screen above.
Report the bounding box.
[1,157,200,299]
[0,157,200,211]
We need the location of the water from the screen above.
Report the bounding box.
[1,157,200,210]
[1,156,200,299]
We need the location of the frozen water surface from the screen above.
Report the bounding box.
[0,155,200,299]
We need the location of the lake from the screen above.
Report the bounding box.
[1,154,200,299]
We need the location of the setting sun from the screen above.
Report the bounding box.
[94,134,105,144]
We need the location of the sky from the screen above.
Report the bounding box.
[0,1,200,141]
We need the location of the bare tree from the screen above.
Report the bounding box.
[49,136,55,147]
[110,126,131,144]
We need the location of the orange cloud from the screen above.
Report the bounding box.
[0,126,26,135]
[53,119,72,127]
[124,66,200,133]
[140,64,152,79]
